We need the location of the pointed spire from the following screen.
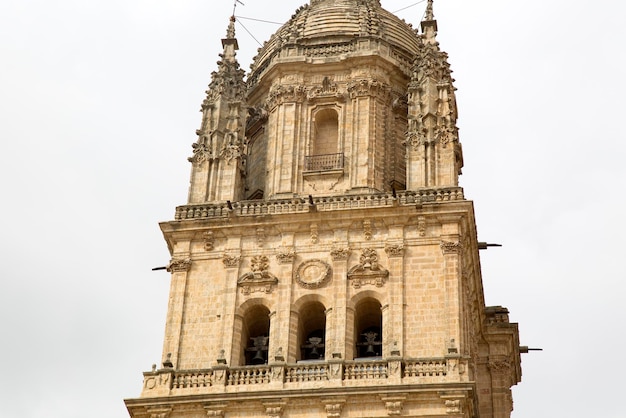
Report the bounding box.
[420,0,438,43]
[424,0,434,21]
[222,15,239,54]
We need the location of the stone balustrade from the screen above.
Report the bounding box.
[175,188,464,220]
[144,357,460,397]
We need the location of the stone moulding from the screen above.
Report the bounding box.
[174,188,464,220]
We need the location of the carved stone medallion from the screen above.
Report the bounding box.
[295,259,332,289]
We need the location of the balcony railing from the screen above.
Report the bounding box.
[143,357,463,396]
[304,153,344,171]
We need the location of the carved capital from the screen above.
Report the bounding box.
[204,403,228,417]
[222,253,241,268]
[440,240,462,254]
[384,243,405,258]
[275,247,296,264]
[322,397,346,418]
[330,247,351,261]
[166,258,191,273]
[262,400,287,418]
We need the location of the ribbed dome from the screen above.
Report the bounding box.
[249,0,421,77]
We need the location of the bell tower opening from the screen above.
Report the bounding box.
[354,298,382,359]
[297,301,327,361]
[241,305,271,366]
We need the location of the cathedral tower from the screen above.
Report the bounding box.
[125,1,523,417]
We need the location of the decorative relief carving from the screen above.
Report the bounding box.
[417,216,426,237]
[256,227,266,247]
[222,253,241,268]
[295,259,331,289]
[440,240,462,254]
[203,231,215,251]
[275,247,296,264]
[385,401,403,416]
[147,407,172,418]
[380,395,406,416]
[384,243,405,258]
[330,247,351,261]
[434,124,457,148]
[308,76,341,99]
[347,248,389,288]
[363,219,372,240]
[347,78,391,99]
[444,400,461,414]
[237,255,278,295]
[262,401,286,418]
[404,128,428,150]
[166,258,191,273]
[310,224,319,244]
[488,359,512,375]
[189,139,215,164]
[266,84,307,109]
[204,403,228,418]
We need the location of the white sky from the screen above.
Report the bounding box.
[1,1,624,417]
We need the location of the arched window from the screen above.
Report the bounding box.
[354,298,382,358]
[298,301,326,361]
[312,108,339,156]
[305,108,342,171]
[242,305,271,365]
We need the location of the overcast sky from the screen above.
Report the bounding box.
[1,1,624,417]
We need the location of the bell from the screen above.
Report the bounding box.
[251,348,266,364]
[364,343,376,356]
[309,345,320,358]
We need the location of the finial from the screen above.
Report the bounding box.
[421,0,438,38]
[226,15,236,39]
[424,0,434,21]
[232,0,244,17]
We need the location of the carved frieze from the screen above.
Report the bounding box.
[347,248,389,288]
[295,259,331,289]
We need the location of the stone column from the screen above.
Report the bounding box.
[162,257,192,369]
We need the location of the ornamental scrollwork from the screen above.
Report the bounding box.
[347,248,389,288]
[238,255,278,295]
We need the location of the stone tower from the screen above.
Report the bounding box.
[125,1,523,417]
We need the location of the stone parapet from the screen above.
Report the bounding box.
[174,188,464,220]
